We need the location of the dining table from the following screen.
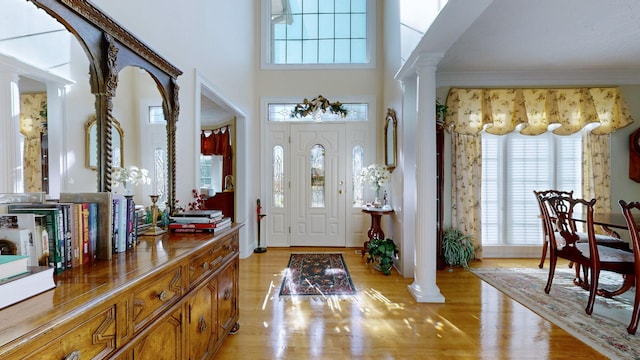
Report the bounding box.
[571,211,640,238]
[570,211,638,298]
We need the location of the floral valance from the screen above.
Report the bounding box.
[444,87,634,136]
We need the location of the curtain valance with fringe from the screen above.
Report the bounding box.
[444,87,633,136]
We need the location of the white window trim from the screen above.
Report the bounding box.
[260,0,377,70]
[480,130,583,257]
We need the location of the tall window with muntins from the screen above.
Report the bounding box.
[200,155,223,193]
[200,155,213,189]
[269,0,369,65]
[481,131,582,246]
[352,145,364,207]
[268,103,368,122]
[273,145,285,208]
[310,144,325,208]
[148,106,166,124]
[154,148,167,204]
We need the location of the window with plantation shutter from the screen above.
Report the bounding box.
[481,131,583,248]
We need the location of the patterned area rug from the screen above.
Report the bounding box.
[279,253,356,300]
[472,267,639,359]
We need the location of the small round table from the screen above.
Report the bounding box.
[361,207,394,256]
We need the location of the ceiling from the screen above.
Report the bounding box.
[428,0,640,86]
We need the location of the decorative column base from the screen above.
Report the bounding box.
[408,282,445,303]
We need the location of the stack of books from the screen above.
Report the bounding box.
[169,209,231,233]
[0,255,55,309]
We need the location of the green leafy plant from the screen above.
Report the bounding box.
[442,228,474,269]
[436,98,448,121]
[290,94,348,118]
[366,238,398,275]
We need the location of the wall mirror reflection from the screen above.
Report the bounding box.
[384,108,397,171]
[86,115,123,170]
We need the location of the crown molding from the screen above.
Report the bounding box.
[436,69,640,87]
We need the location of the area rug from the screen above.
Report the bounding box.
[471,267,639,359]
[279,253,356,300]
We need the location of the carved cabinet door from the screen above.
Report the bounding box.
[188,279,218,360]
[130,307,184,360]
[217,260,238,337]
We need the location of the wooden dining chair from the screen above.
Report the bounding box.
[618,200,640,334]
[534,189,574,268]
[535,189,629,270]
[544,194,634,315]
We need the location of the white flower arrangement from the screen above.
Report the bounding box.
[112,165,151,188]
[358,164,391,193]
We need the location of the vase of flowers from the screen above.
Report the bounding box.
[358,164,391,205]
[112,165,151,195]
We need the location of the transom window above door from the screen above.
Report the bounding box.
[263,0,375,68]
[268,103,368,122]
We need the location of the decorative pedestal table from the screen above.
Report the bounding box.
[361,206,394,256]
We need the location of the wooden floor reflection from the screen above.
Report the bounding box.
[215,248,607,359]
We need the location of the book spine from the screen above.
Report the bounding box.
[57,204,70,269]
[88,203,98,261]
[170,228,215,233]
[112,198,119,253]
[81,203,90,265]
[126,196,135,249]
[71,204,81,267]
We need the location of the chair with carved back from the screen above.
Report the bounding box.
[534,189,574,268]
[535,189,629,270]
[618,200,640,334]
[545,194,634,315]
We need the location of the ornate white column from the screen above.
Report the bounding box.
[0,71,22,193]
[408,54,444,303]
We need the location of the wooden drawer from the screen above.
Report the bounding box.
[132,264,183,334]
[188,232,238,288]
[25,305,117,360]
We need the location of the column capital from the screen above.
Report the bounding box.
[412,52,444,73]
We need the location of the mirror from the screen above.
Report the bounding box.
[112,66,168,206]
[3,0,94,196]
[6,0,182,211]
[384,108,397,171]
[86,115,123,170]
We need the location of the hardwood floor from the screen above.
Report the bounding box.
[215,248,607,359]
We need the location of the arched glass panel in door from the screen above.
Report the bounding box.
[310,144,325,208]
[272,145,284,208]
[352,145,364,206]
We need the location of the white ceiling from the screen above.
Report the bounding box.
[428,0,640,86]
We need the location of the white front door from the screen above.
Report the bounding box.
[264,121,373,248]
[290,124,346,246]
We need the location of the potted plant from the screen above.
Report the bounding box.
[442,228,474,270]
[436,98,448,121]
[366,238,398,275]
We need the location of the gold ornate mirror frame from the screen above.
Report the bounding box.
[85,115,123,170]
[384,108,397,171]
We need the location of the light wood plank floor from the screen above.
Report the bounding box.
[216,247,607,359]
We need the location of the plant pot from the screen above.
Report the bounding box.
[372,259,393,275]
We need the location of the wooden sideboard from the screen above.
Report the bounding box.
[0,224,242,360]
